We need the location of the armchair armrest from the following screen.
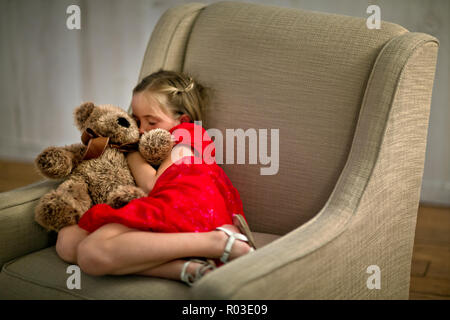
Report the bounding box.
[0,179,61,268]
[192,33,439,299]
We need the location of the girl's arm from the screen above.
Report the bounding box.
[127,152,157,194]
[127,145,194,194]
[154,144,193,180]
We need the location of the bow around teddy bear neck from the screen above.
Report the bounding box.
[81,128,138,160]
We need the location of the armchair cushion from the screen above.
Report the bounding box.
[0,180,60,269]
[0,231,280,299]
[0,247,191,300]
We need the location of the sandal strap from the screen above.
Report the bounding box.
[195,261,215,279]
[216,227,249,263]
[232,213,257,249]
[180,259,216,287]
[180,261,195,286]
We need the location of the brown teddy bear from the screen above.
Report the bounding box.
[34,102,173,232]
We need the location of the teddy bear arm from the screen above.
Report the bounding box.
[34,177,92,232]
[64,143,87,167]
[106,185,147,209]
[35,143,86,179]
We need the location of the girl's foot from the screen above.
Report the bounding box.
[180,259,216,286]
[184,259,216,275]
[213,224,254,262]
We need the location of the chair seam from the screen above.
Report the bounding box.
[0,266,92,300]
[162,7,206,69]
[180,8,205,73]
[0,179,61,210]
[0,197,41,211]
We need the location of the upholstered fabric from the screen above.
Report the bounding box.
[0,1,438,299]
[0,231,279,299]
[0,180,60,269]
[191,33,438,299]
[137,2,207,78]
[0,247,191,299]
[175,2,409,235]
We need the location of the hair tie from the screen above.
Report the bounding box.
[172,77,194,96]
[184,77,194,92]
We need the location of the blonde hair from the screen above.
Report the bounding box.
[133,69,210,122]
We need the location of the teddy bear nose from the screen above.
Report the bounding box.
[117,117,130,128]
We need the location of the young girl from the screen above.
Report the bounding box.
[56,70,255,286]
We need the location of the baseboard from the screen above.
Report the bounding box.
[420,179,450,206]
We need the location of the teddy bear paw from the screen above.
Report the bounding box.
[35,147,74,179]
[106,185,147,209]
[34,191,84,232]
[139,129,174,166]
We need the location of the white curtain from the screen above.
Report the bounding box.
[0,0,448,204]
[0,0,169,159]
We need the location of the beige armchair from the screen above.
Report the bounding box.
[0,1,438,299]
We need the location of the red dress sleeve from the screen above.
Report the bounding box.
[169,121,215,164]
[78,122,244,234]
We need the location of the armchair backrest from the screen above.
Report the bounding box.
[138,1,411,235]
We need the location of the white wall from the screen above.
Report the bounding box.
[0,0,448,205]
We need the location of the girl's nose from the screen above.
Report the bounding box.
[139,125,146,135]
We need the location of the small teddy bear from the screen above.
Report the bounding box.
[34,102,173,232]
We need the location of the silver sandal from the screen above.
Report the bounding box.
[216,226,255,264]
[180,259,216,286]
[232,213,257,250]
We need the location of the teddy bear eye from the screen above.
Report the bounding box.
[117,117,130,128]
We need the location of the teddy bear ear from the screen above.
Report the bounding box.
[74,102,95,130]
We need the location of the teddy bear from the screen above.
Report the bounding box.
[34,102,174,232]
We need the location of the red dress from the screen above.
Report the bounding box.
[78,122,245,233]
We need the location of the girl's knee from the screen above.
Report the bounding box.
[76,223,130,276]
[56,225,87,263]
[77,237,113,276]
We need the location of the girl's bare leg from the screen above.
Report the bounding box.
[135,259,209,281]
[56,224,89,264]
[56,225,216,281]
[56,223,136,264]
[75,223,251,276]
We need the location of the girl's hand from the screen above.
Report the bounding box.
[127,145,193,194]
[126,151,157,194]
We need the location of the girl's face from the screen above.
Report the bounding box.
[131,91,180,134]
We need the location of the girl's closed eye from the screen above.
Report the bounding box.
[131,115,140,127]
[143,116,159,128]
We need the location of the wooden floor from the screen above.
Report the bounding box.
[409,204,450,299]
[0,159,449,299]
